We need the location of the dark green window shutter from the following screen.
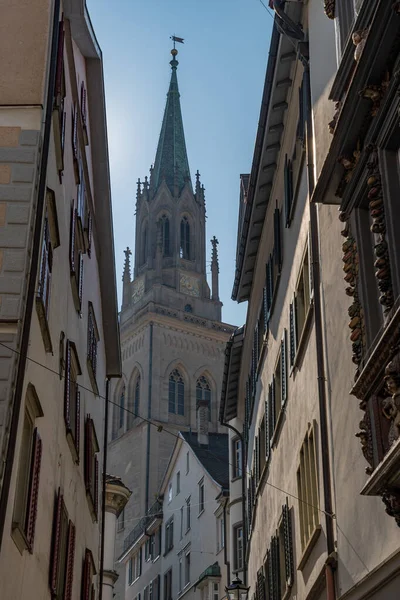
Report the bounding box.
[265,397,270,461]
[272,535,280,600]
[297,80,305,143]
[267,550,274,600]
[308,228,314,300]
[263,286,268,332]
[271,376,276,433]
[289,300,298,366]
[266,260,272,314]
[257,568,265,600]
[281,329,287,405]
[282,500,294,587]
[284,155,294,227]
[274,208,282,271]
[254,324,259,371]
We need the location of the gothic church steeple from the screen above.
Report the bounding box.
[152,49,191,196]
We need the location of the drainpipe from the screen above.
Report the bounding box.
[99,378,110,600]
[0,0,61,552]
[219,421,247,586]
[222,496,230,586]
[304,65,337,599]
[145,323,153,511]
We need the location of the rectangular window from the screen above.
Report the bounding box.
[12,385,43,553]
[186,496,191,531]
[216,515,225,552]
[284,154,294,227]
[176,471,180,495]
[290,241,312,366]
[154,528,161,559]
[64,341,81,462]
[180,506,183,539]
[185,552,190,586]
[186,451,189,474]
[164,517,174,554]
[198,479,204,514]
[297,424,319,552]
[232,438,242,479]
[233,524,244,571]
[84,415,99,519]
[49,490,75,600]
[164,568,172,600]
[81,549,96,600]
[129,548,142,584]
[117,508,125,532]
[152,576,160,600]
[213,583,219,600]
[168,482,172,503]
[87,303,99,392]
[179,556,183,591]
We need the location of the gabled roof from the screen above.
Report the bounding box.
[180,432,229,490]
[152,50,191,195]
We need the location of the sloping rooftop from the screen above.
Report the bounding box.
[181,432,229,490]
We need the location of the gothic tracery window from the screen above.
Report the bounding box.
[127,376,140,430]
[141,224,148,265]
[161,215,170,256]
[180,217,190,260]
[169,369,184,416]
[196,375,211,421]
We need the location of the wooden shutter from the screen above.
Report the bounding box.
[254,323,259,365]
[281,330,287,406]
[25,428,42,551]
[50,489,63,595]
[64,521,76,600]
[265,397,270,461]
[297,81,305,142]
[70,207,76,275]
[289,301,298,367]
[284,155,293,227]
[267,550,274,600]
[274,207,282,271]
[75,389,80,457]
[78,253,84,306]
[282,500,294,587]
[72,103,78,160]
[80,82,87,127]
[271,376,276,433]
[91,584,95,600]
[94,456,99,519]
[87,211,92,258]
[263,286,268,332]
[308,227,314,300]
[254,438,259,485]
[257,568,265,600]
[82,550,92,600]
[54,19,65,101]
[64,341,71,429]
[266,259,272,314]
[85,416,92,492]
[271,535,280,600]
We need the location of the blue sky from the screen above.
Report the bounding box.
[87,0,273,327]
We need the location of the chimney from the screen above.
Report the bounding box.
[197,397,209,447]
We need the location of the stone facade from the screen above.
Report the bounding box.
[0,2,121,599]
[108,49,235,600]
[222,1,400,600]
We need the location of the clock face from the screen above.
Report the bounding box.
[132,278,145,304]
[180,274,200,298]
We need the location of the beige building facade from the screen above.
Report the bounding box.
[222,2,400,600]
[0,1,121,599]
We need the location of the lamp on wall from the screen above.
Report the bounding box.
[225,577,250,600]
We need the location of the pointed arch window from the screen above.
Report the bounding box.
[180,217,190,260]
[141,224,148,265]
[127,375,141,430]
[196,376,211,421]
[169,369,184,416]
[119,386,125,429]
[161,215,170,256]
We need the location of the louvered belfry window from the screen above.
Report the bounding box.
[49,489,76,600]
[64,341,81,462]
[85,415,99,519]
[168,369,184,416]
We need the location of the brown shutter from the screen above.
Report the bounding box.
[85,416,92,491]
[94,456,99,519]
[87,211,92,258]
[64,341,71,429]
[50,489,63,595]
[25,428,42,552]
[64,521,76,600]
[283,500,294,587]
[91,584,95,600]
[75,389,81,458]
[72,103,78,160]
[70,207,76,275]
[82,549,91,600]
[78,253,84,306]
[80,82,87,127]
[54,19,65,100]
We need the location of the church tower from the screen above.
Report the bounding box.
[108,47,234,596]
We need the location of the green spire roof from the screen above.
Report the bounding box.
[152,50,191,195]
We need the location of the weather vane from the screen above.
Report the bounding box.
[170,35,184,50]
